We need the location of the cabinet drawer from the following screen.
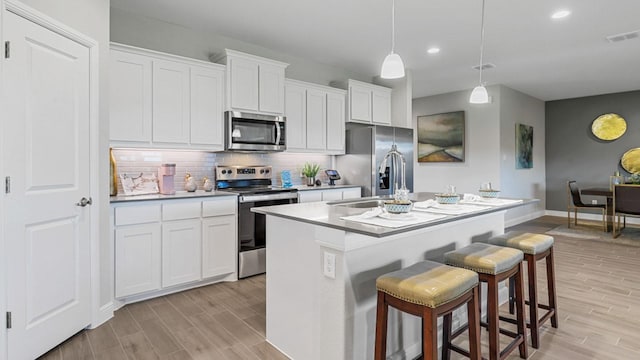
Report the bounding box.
[203,197,237,217]
[163,201,201,221]
[115,204,161,226]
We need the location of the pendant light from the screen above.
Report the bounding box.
[469,0,489,104]
[380,0,405,79]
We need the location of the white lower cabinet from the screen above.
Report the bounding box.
[162,219,202,288]
[115,223,161,298]
[202,215,236,278]
[297,187,361,203]
[113,196,237,301]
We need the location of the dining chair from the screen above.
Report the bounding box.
[612,184,640,238]
[567,181,606,231]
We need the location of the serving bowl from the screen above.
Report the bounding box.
[384,200,413,214]
[479,189,500,198]
[435,193,460,205]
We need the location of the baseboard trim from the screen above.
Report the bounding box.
[545,210,640,225]
[89,302,114,329]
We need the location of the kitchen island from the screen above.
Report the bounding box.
[253,193,536,360]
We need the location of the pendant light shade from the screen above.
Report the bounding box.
[469,85,489,104]
[469,0,489,104]
[381,52,405,79]
[381,0,405,79]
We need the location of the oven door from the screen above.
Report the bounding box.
[225,111,286,151]
[238,196,297,278]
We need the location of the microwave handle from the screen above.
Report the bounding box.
[275,123,281,145]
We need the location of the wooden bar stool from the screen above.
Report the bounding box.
[444,243,528,360]
[374,260,481,360]
[489,231,558,349]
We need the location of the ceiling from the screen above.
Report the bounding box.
[110,0,640,101]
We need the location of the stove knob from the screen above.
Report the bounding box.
[265,169,270,174]
[260,169,265,174]
[221,169,227,174]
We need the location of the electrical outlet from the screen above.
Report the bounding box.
[323,252,336,279]
[591,200,598,205]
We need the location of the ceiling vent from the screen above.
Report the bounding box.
[606,30,640,43]
[472,63,496,71]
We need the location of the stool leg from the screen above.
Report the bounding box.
[527,255,540,349]
[515,263,529,359]
[423,307,438,360]
[442,313,452,360]
[508,276,515,315]
[487,276,499,360]
[374,291,388,360]
[547,248,559,328]
[468,286,482,360]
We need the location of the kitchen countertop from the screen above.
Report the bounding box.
[291,184,360,191]
[253,192,537,237]
[110,190,238,203]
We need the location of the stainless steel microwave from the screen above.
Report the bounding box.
[225,111,286,152]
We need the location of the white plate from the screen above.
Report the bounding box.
[378,212,416,221]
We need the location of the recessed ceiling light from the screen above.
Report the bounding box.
[551,10,571,19]
[427,47,440,54]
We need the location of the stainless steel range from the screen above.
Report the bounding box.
[215,165,298,278]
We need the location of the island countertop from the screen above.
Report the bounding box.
[252,192,537,237]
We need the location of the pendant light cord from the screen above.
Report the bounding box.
[391,0,396,53]
[478,0,486,84]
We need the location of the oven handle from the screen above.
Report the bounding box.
[240,192,298,203]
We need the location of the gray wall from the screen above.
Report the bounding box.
[545,90,640,211]
[110,7,370,87]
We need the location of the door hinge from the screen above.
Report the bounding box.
[5,176,10,194]
[4,41,9,59]
[6,312,11,329]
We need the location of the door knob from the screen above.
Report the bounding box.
[76,197,92,207]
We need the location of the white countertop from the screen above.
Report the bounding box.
[110,190,237,203]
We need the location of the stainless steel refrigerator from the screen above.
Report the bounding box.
[336,124,414,197]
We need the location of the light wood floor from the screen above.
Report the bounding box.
[39,216,640,360]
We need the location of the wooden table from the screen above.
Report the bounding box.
[581,187,613,231]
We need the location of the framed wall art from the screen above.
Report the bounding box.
[516,123,533,169]
[417,111,465,163]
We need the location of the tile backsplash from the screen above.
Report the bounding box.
[112,149,332,194]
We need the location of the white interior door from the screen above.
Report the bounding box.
[3,10,91,359]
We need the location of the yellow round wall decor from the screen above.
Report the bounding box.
[591,113,627,140]
[621,148,640,174]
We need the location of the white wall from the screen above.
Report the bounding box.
[110,7,371,87]
[412,85,546,225]
[499,86,546,223]
[412,85,502,195]
[16,0,112,320]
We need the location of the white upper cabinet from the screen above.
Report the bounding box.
[340,79,392,125]
[284,79,347,155]
[152,59,190,144]
[109,43,226,150]
[110,50,152,143]
[190,66,225,148]
[217,49,288,115]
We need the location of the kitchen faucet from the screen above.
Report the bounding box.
[378,143,408,200]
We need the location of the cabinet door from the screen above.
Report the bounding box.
[259,63,285,114]
[372,88,392,125]
[228,57,259,111]
[190,66,225,149]
[162,219,202,288]
[110,50,152,143]
[285,83,307,150]
[298,191,323,203]
[349,84,372,123]
[326,92,346,153]
[202,215,237,279]
[306,89,327,151]
[115,223,161,298]
[321,189,343,201]
[153,60,190,143]
[342,187,362,200]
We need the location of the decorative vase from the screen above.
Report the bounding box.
[184,173,197,192]
[306,176,316,186]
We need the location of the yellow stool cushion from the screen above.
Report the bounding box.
[376,260,478,308]
[444,243,524,275]
[489,231,554,255]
